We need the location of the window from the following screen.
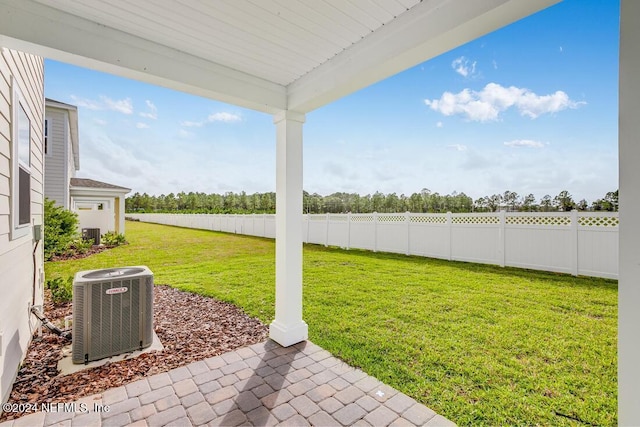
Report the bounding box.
[44,118,49,155]
[11,79,31,239]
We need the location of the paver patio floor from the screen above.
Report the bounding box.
[0,340,455,426]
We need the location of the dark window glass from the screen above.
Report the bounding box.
[44,119,48,155]
[18,166,30,225]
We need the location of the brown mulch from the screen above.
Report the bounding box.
[48,245,116,262]
[0,285,269,422]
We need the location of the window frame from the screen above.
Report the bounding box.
[44,117,50,156]
[10,78,32,240]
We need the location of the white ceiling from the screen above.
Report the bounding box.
[31,0,421,87]
[0,0,560,114]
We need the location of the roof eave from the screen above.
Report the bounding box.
[70,186,131,195]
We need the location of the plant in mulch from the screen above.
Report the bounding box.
[45,277,73,304]
[0,285,269,422]
[101,231,127,247]
[67,238,93,256]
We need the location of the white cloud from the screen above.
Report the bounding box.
[101,96,133,114]
[447,144,467,151]
[70,95,102,110]
[424,83,585,122]
[504,139,545,148]
[93,118,107,126]
[139,100,157,119]
[451,56,477,77]
[436,121,443,128]
[492,60,498,70]
[208,112,241,123]
[135,122,149,129]
[180,120,204,127]
[69,95,133,114]
[181,111,242,128]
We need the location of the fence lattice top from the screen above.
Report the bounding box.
[506,216,572,226]
[578,216,619,227]
[452,216,500,224]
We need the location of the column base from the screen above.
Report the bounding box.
[269,320,308,347]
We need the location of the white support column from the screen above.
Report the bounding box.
[619,1,640,423]
[269,110,308,347]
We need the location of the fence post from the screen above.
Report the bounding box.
[347,212,351,250]
[306,213,310,244]
[374,212,378,252]
[325,213,330,247]
[447,212,452,261]
[498,210,506,267]
[405,211,411,256]
[571,209,579,276]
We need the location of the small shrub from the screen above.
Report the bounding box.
[69,238,93,254]
[46,277,73,304]
[44,198,79,260]
[102,231,127,247]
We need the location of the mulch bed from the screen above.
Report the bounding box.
[48,245,115,262]
[0,285,269,422]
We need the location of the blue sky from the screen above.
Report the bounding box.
[44,0,619,203]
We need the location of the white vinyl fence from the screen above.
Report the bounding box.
[127,211,619,279]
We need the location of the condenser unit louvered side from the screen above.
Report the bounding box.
[72,266,153,364]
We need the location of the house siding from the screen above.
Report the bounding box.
[44,108,69,208]
[0,47,44,406]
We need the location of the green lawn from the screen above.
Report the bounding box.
[46,221,617,426]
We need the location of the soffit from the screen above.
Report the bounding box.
[32,0,420,87]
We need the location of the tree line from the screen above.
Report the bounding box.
[126,189,618,214]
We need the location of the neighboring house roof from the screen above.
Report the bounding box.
[45,98,80,171]
[70,178,131,192]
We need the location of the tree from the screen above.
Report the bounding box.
[486,194,502,212]
[540,195,553,212]
[521,194,536,211]
[553,190,575,211]
[502,191,519,211]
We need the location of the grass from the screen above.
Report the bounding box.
[45,221,617,426]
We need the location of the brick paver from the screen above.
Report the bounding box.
[147,372,172,390]
[2,340,455,427]
[125,379,151,398]
[403,403,437,425]
[333,402,367,425]
[186,401,216,425]
[129,404,156,422]
[288,395,320,418]
[270,403,297,421]
[364,405,399,426]
[180,392,205,408]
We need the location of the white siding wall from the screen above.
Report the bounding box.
[43,108,68,208]
[0,48,44,405]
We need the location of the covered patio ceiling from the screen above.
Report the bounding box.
[0,0,558,114]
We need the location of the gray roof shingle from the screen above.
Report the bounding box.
[70,178,130,191]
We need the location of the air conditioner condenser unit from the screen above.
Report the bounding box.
[72,266,154,364]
